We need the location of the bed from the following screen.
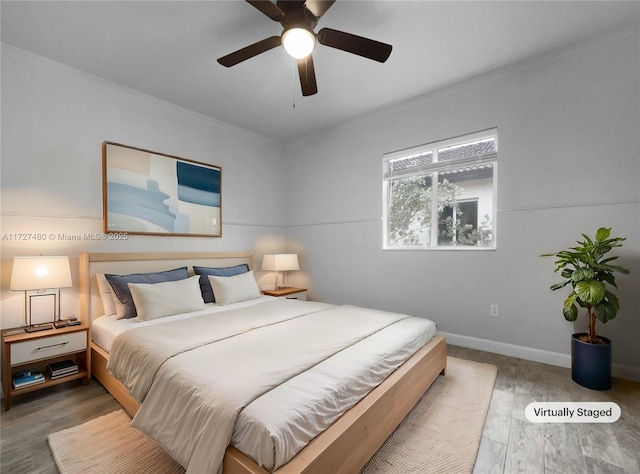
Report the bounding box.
[79,252,447,474]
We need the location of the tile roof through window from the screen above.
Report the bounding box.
[388,138,495,173]
[438,138,496,162]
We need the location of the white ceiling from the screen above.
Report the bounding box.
[2,1,638,144]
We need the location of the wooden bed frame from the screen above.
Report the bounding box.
[79,251,447,474]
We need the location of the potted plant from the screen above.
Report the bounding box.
[541,227,629,390]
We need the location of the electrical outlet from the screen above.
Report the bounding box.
[490,304,499,317]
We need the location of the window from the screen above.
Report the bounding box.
[383,129,497,249]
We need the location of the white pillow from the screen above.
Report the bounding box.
[128,275,206,321]
[208,270,260,305]
[96,273,117,316]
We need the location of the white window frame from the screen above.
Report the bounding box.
[383,129,498,250]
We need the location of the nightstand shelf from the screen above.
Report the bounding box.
[2,324,91,410]
[9,368,89,396]
[262,287,307,300]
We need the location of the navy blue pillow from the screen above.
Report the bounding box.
[193,264,249,303]
[105,267,190,319]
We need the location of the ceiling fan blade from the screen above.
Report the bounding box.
[304,0,336,19]
[297,55,318,96]
[246,0,285,21]
[217,36,281,67]
[317,27,392,63]
[277,0,305,14]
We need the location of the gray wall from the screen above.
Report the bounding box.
[283,31,640,380]
[2,30,638,381]
[0,45,289,328]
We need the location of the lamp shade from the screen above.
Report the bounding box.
[10,256,73,291]
[262,254,300,272]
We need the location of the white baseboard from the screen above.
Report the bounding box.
[439,331,640,383]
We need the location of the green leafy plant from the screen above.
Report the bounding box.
[387,176,493,247]
[541,228,630,344]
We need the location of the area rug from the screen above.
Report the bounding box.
[48,357,496,474]
[48,409,185,474]
[361,356,497,473]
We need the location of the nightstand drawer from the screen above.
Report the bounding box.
[11,331,87,365]
[284,291,307,301]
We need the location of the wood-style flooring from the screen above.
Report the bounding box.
[1,345,638,474]
[449,346,640,474]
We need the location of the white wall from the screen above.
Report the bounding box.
[283,31,640,380]
[0,45,289,328]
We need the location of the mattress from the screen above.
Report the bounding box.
[93,298,437,472]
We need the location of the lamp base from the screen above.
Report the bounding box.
[25,323,54,333]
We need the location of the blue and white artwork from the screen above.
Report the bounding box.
[103,142,221,236]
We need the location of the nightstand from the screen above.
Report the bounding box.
[1,324,91,410]
[262,287,308,300]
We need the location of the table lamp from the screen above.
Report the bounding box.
[10,256,73,331]
[262,254,299,290]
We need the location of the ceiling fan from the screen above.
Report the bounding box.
[217,0,393,96]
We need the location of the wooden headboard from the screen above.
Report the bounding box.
[79,252,254,323]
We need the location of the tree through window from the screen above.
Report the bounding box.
[383,130,497,249]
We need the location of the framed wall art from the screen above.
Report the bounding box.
[102,142,222,237]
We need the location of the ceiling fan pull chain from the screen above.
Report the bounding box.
[291,58,297,109]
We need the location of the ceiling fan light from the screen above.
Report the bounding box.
[282,28,316,59]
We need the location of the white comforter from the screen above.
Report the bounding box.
[107,299,411,473]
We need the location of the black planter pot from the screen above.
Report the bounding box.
[571,333,612,390]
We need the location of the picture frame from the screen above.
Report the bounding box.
[102,142,222,237]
